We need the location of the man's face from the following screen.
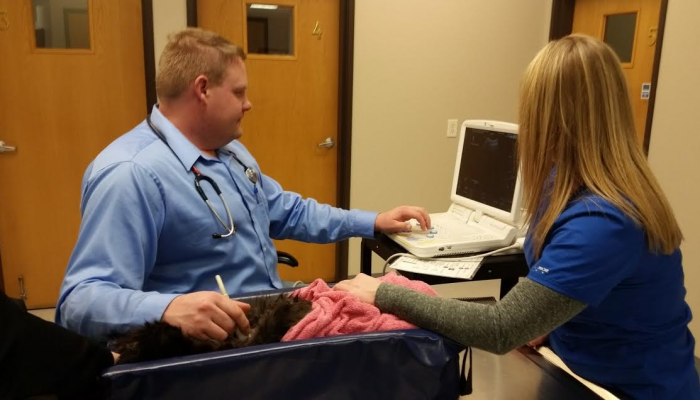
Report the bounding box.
[205,58,252,143]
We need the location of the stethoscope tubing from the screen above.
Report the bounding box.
[146,114,237,239]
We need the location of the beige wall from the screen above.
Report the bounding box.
[647,0,700,356]
[152,0,188,71]
[347,0,553,275]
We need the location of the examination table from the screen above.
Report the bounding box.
[101,288,467,400]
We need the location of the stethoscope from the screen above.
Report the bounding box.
[146,114,259,239]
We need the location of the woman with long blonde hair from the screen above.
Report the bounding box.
[335,35,700,398]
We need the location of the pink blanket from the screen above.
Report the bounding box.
[281,272,438,342]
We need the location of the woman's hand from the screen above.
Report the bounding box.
[527,334,549,348]
[333,273,382,305]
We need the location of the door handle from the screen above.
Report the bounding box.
[0,140,17,153]
[317,137,335,148]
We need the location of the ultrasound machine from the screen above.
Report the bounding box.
[388,119,524,259]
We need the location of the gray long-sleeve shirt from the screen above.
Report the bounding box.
[375,278,586,354]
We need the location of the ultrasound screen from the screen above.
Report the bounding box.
[455,127,518,212]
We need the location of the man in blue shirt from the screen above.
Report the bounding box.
[56,28,430,341]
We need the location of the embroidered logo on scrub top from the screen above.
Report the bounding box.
[535,266,549,274]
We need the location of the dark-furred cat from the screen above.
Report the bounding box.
[111,294,312,364]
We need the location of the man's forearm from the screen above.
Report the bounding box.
[58,282,178,339]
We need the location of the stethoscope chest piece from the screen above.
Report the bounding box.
[245,168,258,185]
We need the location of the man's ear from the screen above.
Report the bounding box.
[193,75,209,102]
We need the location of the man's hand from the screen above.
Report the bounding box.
[375,205,431,233]
[333,273,382,305]
[161,291,251,342]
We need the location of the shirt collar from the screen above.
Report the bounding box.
[149,105,210,172]
[218,143,237,157]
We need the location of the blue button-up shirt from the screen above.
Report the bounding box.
[56,106,377,339]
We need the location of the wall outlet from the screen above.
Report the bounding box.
[447,119,459,138]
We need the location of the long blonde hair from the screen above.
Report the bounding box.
[518,34,682,258]
[156,28,246,100]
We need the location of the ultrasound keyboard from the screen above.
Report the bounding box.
[390,255,484,280]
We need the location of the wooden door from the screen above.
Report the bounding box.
[572,0,662,145]
[198,0,340,283]
[0,0,146,308]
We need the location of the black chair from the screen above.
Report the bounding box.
[7,253,300,312]
[9,296,27,313]
[276,251,298,267]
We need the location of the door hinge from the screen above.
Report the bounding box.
[0,11,9,31]
[312,21,323,40]
[18,275,28,301]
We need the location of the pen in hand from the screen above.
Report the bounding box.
[215,274,249,341]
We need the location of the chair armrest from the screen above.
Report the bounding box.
[276,251,298,267]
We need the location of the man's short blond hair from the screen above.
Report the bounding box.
[156,28,246,100]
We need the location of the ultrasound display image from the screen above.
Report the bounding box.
[455,128,518,212]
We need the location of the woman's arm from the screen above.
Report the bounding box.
[375,278,586,354]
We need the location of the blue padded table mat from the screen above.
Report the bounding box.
[102,329,464,400]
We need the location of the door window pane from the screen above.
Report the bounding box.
[604,12,637,63]
[246,4,294,55]
[32,0,90,49]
